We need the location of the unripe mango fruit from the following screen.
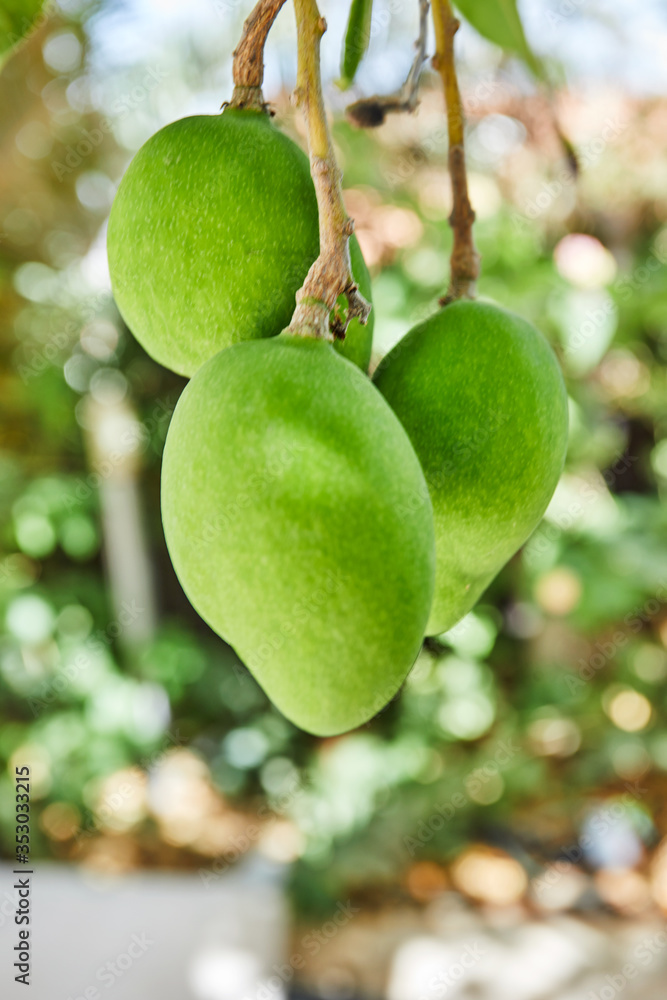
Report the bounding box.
[161,334,435,735]
[107,109,373,376]
[374,300,568,636]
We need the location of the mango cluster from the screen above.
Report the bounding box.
[108,108,568,735]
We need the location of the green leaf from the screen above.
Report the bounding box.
[0,0,46,66]
[453,0,545,79]
[340,0,374,90]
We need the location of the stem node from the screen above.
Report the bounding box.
[289,0,370,342]
[229,0,286,111]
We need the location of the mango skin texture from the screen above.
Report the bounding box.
[161,335,435,736]
[107,109,374,376]
[373,300,568,636]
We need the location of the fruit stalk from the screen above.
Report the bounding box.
[289,0,371,342]
[229,0,287,111]
[431,0,480,304]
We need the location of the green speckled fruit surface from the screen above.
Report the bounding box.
[107,109,373,375]
[374,300,568,636]
[161,334,435,735]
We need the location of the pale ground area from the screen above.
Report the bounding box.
[296,893,667,1000]
[1,861,665,1000]
[0,858,288,1000]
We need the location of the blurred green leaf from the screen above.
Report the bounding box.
[340,0,374,89]
[453,0,545,79]
[0,0,46,64]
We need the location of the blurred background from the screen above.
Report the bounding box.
[2,0,667,997]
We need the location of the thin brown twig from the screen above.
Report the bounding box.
[228,0,287,111]
[347,0,430,129]
[288,0,371,342]
[432,0,480,304]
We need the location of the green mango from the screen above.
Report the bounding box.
[107,109,373,376]
[161,334,435,735]
[374,300,568,636]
